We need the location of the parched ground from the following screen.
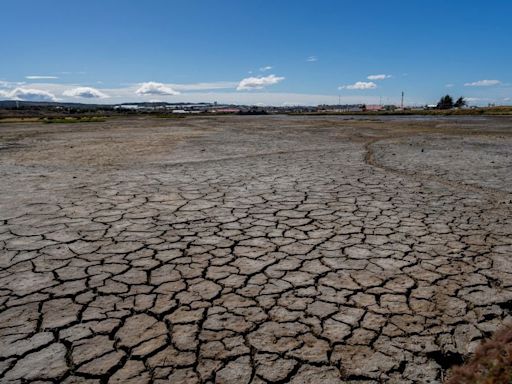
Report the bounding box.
[0,115,511,384]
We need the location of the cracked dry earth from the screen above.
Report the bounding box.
[1,115,512,384]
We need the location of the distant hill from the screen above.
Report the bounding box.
[0,100,213,109]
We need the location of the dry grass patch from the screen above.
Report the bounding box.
[446,324,512,384]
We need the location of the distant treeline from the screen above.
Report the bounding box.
[291,106,512,116]
[436,95,466,109]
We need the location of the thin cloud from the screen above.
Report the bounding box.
[25,75,59,80]
[2,87,57,101]
[135,82,180,96]
[445,83,455,88]
[63,87,109,99]
[237,74,285,91]
[154,91,381,106]
[0,80,26,87]
[464,79,501,87]
[464,97,498,104]
[307,56,318,62]
[367,74,391,80]
[464,97,493,104]
[171,81,237,91]
[1,80,396,105]
[2,84,387,105]
[339,81,377,90]
[259,66,273,72]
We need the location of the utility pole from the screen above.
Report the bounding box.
[401,91,404,109]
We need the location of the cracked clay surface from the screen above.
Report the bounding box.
[0,115,511,383]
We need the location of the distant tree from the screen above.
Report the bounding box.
[454,97,466,108]
[437,95,454,109]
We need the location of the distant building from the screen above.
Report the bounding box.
[317,104,364,112]
[116,104,140,110]
[365,104,384,111]
[209,108,240,114]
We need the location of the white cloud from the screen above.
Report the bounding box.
[2,77,423,105]
[237,74,285,91]
[0,82,398,106]
[259,66,273,72]
[464,97,498,105]
[63,87,109,99]
[25,75,59,80]
[307,56,318,62]
[465,97,485,104]
[339,81,377,90]
[2,87,57,102]
[135,82,180,96]
[0,80,26,87]
[464,79,501,87]
[367,74,391,80]
[445,83,454,88]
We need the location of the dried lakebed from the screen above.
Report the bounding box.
[0,115,511,383]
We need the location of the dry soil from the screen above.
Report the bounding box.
[1,115,511,383]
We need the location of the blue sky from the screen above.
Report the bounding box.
[1,0,511,105]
